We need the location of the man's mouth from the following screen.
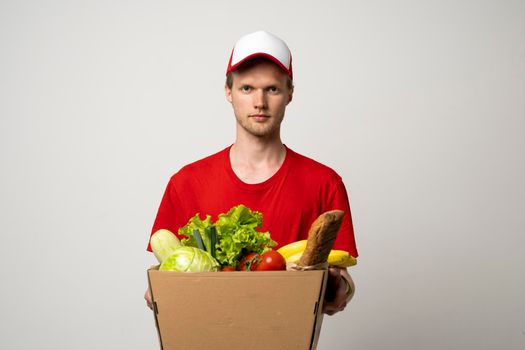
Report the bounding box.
[250,114,270,121]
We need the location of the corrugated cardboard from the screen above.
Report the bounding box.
[147,268,328,350]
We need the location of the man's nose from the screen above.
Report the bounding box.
[253,90,267,109]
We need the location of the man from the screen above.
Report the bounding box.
[145,31,358,315]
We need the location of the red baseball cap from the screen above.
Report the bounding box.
[226,31,293,79]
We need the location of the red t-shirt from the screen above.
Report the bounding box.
[147,145,358,257]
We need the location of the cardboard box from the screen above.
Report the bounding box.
[147,267,328,350]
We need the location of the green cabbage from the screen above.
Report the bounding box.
[159,246,219,272]
[179,205,276,267]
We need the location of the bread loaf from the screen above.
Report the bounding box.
[298,210,344,267]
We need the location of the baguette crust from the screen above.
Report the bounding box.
[299,210,344,267]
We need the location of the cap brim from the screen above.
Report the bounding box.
[227,52,292,78]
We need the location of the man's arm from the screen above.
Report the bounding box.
[322,267,355,315]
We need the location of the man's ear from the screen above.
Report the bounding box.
[225,85,233,103]
[287,87,294,105]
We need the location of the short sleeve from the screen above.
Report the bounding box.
[146,178,186,252]
[324,177,358,257]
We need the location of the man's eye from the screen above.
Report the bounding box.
[268,87,279,93]
[241,86,252,92]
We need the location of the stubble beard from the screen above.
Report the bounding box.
[236,114,283,138]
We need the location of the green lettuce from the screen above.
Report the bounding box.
[179,204,276,267]
[179,214,213,252]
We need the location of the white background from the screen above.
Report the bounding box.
[1,0,524,349]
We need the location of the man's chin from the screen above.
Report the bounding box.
[246,128,278,139]
[236,118,282,139]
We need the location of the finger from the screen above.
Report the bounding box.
[322,301,333,313]
[324,305,343,315]
[324,307,343,316]
[328,267,341,278]
[323,303,339,314]
[323,299,346,314]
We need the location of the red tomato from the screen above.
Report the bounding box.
[256,251,286,271]
[220,266,236,271]
[238,252,261,271]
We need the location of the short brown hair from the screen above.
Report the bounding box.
[225,58,294,90]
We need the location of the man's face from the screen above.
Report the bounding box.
[225,61,293,139]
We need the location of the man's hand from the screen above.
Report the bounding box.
[144,288,153,310]
[322,267,355,315]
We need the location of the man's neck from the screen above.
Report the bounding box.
[230,134,286,184]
